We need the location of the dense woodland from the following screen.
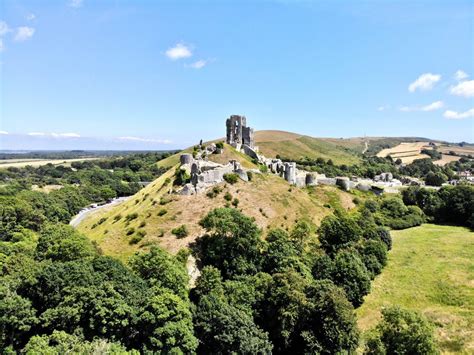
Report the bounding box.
[0,150,473,353]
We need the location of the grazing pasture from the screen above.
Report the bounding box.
[357,224,474,354]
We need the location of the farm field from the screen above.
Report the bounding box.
[0,157,100,169]
[438,145,474,157]
[376,142,431,164]
[357,224,474,354]
[434,154,462,166]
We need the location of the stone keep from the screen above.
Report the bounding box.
[226,115,255,149]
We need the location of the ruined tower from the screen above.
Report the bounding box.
[226,115,255,149]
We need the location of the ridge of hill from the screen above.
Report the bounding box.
[254,130,362,165]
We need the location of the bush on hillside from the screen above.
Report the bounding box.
[364,306,438,354]
[171,225,188,239]
[223,173,239,184]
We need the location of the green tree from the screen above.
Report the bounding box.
[137,288,198,353]
[365,306,438,354]
[318,211,362,254]
[331,250,371,307]
[22,330,136,354]
[129,247,189,299]
[0,285,38,349]
[194,292,272,354]
[35,223,97,262]
[197,208,265,278]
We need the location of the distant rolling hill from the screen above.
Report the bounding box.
[254,130,362,165]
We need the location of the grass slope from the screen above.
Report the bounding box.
[77,169,357,260]
[255,130,361,165]
[357,224,474,354]
[157,143,254,169]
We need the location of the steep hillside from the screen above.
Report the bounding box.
[77,167,358,260]
[254,130,362,165]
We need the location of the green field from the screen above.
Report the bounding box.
[357,224,474,354]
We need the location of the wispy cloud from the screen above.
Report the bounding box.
[26,13,36,21]
[165,43,192,60]
[69,0,84,8]
[454,70,468,81]
[0,21,10,36]
[0,39,4,52]
[377,105,390,111]
[443,108,474,120]
[118,136,172,144]
[188,59,207,69]
[14,26,35,41]
[408,73,441,92]
[0,131,8,135]
[400,101,444,112]
[450,80,474,98]
[28,132,81,138]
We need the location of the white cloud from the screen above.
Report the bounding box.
[14,26,35,41]
[69,0,84,8]
[399,101,444,112]
[0,39,3,52]
[165,43,192,60]
[188,59,207,69]
[443,108,474,120]
[118,136,172,144]
[26,13,36,21]
[0,130,8,135]
[377,105,390,111]
[408,73,441,92]
[28,132,81,138]
[0,21,10,36]
[450,80,474,98]
[454,70,468,81]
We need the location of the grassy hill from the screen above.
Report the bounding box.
[77,165,357,261]
[357,224,474,354]
[254,130,362,165]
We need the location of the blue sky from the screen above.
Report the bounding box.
[0,0,473,150]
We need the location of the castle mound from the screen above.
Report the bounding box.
[76,165,356,259]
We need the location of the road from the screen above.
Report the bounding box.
[70,196,130,227]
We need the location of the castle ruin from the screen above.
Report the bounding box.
[226,115,255,149]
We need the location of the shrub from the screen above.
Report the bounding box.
[113,214,122,222]
[125,212,139,222]
[129,230,146,245]
[157,209,168,216]
[223,173,239,184]
[232,198,239,207]
[160,197,171,205]
[139,221,146,228]
[207,186,222,198]
[247,171,253,181]
[224,192,232,201]
[172,225,188,239]
[259,165,268,173]
[126,227,135,236]
[174,168,190,186]
[365,306,438,354]
[216,141,224,149]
